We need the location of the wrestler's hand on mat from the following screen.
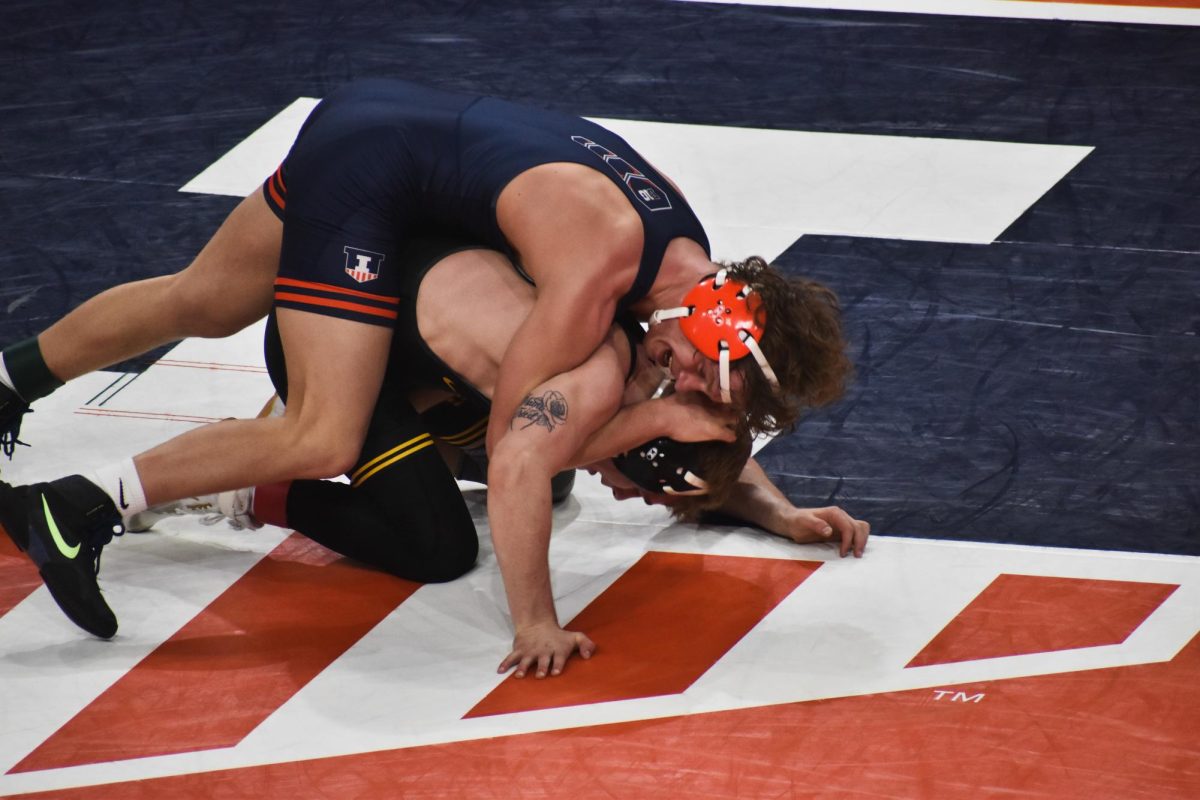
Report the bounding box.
[659,392,738,443]
[781,506,870,558]
[499,622,596,679]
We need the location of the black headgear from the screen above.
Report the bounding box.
[612,437,710,495]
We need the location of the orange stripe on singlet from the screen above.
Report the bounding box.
[266,172,284,209]
[274,292,400,320]
[274,277,401,304]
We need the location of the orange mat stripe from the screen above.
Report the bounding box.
[0,525,42,619]
[466,552,821,718]
[907,574,1179,667]
[11,533,420,772]
[23,629,1200,798]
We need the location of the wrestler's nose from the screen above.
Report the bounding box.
[674,367,714,402]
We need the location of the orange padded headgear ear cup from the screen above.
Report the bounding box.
[678,273,766,361]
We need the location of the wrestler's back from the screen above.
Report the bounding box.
[285,79,708,304]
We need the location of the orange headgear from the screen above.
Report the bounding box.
[649,270,779,403]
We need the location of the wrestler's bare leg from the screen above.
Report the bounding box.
[37,191,279,382]
[129,309,392,505]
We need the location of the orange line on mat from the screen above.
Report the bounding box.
[467,551,820,718]
[155,360,269,373]
[12,533,420,772]
[74,408,222,424]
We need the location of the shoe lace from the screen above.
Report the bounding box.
[1,406,31,459]
[83,511,125,577]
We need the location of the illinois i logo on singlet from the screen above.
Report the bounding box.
[343,246,386,284]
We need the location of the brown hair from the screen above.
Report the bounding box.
[723,257,852,434]
[665,424,754,523]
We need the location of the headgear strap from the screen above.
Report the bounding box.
[649,270,780,403]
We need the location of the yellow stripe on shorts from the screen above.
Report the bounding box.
[350,432,433,485]
[441,417,488,446]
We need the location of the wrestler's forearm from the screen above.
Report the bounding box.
[569,400,667,467]
[487,450,559,631]
[719,460,871,556]
[716,457,796,536]
[486,338,624,628]
[570,396,740,467]
[491,389,621,633]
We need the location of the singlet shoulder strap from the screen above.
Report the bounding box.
[613,313,645,383]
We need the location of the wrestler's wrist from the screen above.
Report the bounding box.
[513,616,561,635]
[647,397,676,439]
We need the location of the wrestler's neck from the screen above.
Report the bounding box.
[626,236,715,319]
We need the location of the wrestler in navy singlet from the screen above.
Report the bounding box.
[261,79,710,327]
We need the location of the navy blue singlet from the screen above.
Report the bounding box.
[264,79,710,327]
[263,236,646,456]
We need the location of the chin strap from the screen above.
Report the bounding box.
[649,269,780,404]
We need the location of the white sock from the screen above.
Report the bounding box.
[0,354,18,396]
[89,458,149,522]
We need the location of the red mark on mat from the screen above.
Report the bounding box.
[12,532,419,772]
[466,551,820,718]
[907,573,1178,668]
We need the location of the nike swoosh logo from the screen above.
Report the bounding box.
[41,494,80,560]
[118,479,129,511]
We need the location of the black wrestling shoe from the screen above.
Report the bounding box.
[0,383,30,459]
[551,469,576,505]
[0,475,123,639]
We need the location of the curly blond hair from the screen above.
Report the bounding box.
[725,257,852,434]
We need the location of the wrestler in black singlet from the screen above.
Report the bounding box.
[262,237,645,584]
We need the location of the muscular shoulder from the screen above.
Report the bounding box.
[498,163,643,291]
[561,326,629,416]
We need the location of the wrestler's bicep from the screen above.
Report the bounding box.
[498,334,626,473]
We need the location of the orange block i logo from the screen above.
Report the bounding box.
[343,246,386,283]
